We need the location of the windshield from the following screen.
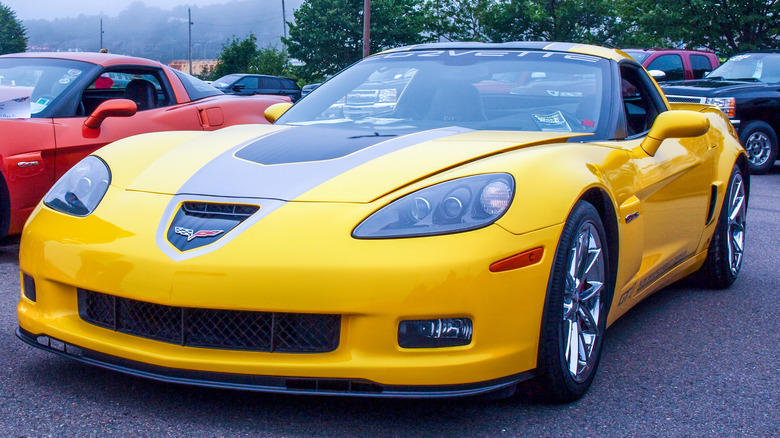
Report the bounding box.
[277,49,611,138]
[212,74,242,88]
[0,57,96,118]
[624,50,651,63]
[706,53,780,83]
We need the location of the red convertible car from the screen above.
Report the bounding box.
[0,52,289,239]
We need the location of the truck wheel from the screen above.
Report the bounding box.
[739,121,777,175]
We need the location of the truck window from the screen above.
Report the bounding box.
[647,55,685,81]
[690,55,715,79]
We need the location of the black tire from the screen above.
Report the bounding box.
[739,121,777,175]
[535,201,611,402]
[693,166,747,289]
[0,174,10,241]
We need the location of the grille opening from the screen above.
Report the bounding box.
[78,289,340,353]
[285,379,383,393]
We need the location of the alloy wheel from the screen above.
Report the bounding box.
[727,172,747,275]
[562,221,605,383]
[745,132,771,166]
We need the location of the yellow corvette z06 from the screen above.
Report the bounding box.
[17,43,749,402]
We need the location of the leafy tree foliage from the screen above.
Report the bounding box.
[211,34,261,79]
[425,0,493,42]
[285,0,432,82]
[0,2,27,54]
[620,0,779,55]
[209,35,293,80]
[250,47,291,77]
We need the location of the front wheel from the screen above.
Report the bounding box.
[535,201,610,402]
[739,121,777,175]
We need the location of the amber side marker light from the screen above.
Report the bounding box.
[489,247,544,272]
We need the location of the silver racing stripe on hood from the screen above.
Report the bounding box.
[177,126,471,200]
[156,126,471,260]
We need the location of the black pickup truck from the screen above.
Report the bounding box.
[662,52,780,174]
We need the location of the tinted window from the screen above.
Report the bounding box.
[260,77,282,89]
[282,78,300,90]
[173,69,222,100]
[238,76,259,89]
[690,55,714,79]
[647,54,685,81]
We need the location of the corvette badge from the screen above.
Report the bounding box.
[174,227,224,241]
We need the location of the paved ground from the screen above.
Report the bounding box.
[1,166,778,437]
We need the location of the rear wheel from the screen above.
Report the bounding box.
[693,166,747,289]
[0,174,10,241]
[536,201,610,402]
[739,121,777,175]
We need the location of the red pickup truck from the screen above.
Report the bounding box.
[623,49,720,82]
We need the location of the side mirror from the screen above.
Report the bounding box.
[83,99,137,130]
[264,102,293,123]
[232,84,246,92]
[648,70,667,81]
[640,110,710,156]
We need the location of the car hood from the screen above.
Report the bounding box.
[104,124,583,203]
[661,79,766,96]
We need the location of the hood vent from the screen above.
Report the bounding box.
[166,202,259,252]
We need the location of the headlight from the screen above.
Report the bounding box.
[705,97,736,118]
[353,174,514,239]
[43,156,111,216]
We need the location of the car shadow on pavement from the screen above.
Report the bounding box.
[0,236,20,264]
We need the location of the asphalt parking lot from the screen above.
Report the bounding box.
[1,166,778,437]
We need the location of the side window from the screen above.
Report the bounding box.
[238,77,259,89]
[620,65,666,137]
[82,69,172,115]
[261,77,282,89]
[282,78,298,91]
[690,55,714,79]
[646,55,685,81]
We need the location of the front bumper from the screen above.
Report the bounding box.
[17,188,562,396]
[17,327,533,397]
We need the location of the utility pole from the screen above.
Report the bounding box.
[100,18,104,50]
[281,0,287,41]
[362,0,370,58]
[188,8,193,75]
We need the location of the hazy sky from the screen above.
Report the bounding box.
[4,0,230,21]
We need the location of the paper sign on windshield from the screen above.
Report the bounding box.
[0,86,34,119]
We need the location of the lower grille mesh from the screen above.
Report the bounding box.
[77,289,340,353]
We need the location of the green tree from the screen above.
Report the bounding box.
[480,0,621,45]
[424,0,493,42]
[619,0,779,55]
[0,2,27,54]
[211,34,261,79]
[249,47,291,77]
[284,0,432,82]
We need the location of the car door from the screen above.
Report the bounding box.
[51,68,205,181]
[615,63,714,302]
[0,118,57,234]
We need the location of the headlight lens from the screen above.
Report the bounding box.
[43,156,111,216]
[704,97,736,118]
[353,173,514,238]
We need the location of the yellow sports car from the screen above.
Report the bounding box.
[17,43,748,402]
